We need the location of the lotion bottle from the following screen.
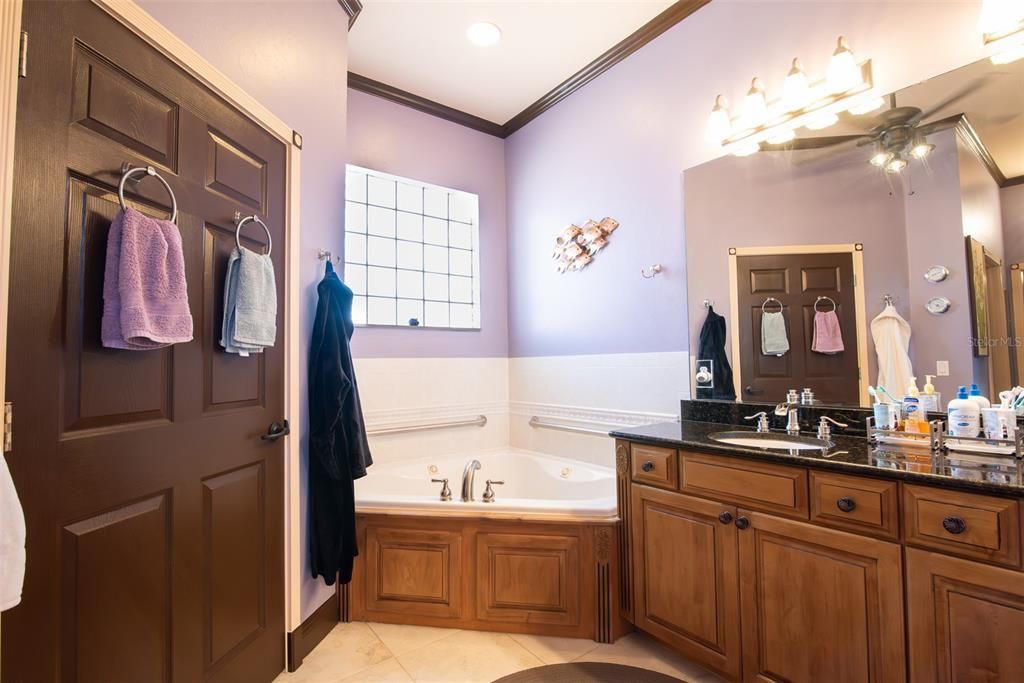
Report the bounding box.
[968,383,991,411]
[948,386,981,438]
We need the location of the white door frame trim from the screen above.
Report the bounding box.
[0,0,305,642]
[728,243,870,407]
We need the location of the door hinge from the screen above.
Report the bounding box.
[18,31,27,78]
[3,402,11,453]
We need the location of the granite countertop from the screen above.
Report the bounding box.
[610,420,1024,497]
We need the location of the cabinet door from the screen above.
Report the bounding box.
[906,547,1024,682]
[631,485,742,681]
[737,512,905,683]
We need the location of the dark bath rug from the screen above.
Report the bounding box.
[493,662,685,683]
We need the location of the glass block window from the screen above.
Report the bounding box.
[344,165,481,329]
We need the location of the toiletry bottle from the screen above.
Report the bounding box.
[948,386,981,438]
[968,383,991,411]
[902,378,925,433]
[921,375,939,413]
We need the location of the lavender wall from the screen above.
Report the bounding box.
[682,149,910,390]
[139,0,348,619]
[505,1,987,358]
[1004,185,1024,268]
[346,89,509,358]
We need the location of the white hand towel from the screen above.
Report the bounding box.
[761,311,790,356]
[0,454,26,612]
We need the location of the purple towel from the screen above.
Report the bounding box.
[812,310,845,354]
[102,208,193,350]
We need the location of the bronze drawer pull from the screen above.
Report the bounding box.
[718,511,733,524]
[836,497,856,513]
[942,516,967,535]
[641,461,655,472]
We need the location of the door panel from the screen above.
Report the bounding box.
[906,547,1024,682]
[631,485,742,681]
[3,2,287,681]
[737,252,859,404]
[737,512,905,683]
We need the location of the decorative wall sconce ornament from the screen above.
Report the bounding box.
[552,217,619,273]
[978,0,1024,64]
[640,264,664,279]
[706,35,877,157]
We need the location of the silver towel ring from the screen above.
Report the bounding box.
[761,297,783,313]
[118,165,178,223]
[814,295,837,313]
[235,214,272,256]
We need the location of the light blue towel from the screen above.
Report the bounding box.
[761,311,790,356]
[221,247,277,355]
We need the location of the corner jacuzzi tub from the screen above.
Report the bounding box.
[348,449,626,643]
[355,448,617,520]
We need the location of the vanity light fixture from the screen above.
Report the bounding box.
[978,0,1024,63]
[466,21,502,47]
[709,36,875,157]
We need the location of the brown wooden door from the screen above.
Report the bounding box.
[2,2,287,681]
[736,252,859,404]
[906,547,1024,682]
[736,511,905,683]
[631,485,742,681]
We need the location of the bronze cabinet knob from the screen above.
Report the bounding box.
[641,461,655,472]
[836,497,856,513]
[942,516,967,535]
[735,516,750,530]
[718,511,733,524]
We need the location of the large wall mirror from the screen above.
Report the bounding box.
[684,54,1024,409]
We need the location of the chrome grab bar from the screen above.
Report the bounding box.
[366,414,487,436]
[528,416,620,436]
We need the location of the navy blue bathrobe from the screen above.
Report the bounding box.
[308,262,372,586]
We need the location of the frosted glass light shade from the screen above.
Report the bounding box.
[827,36,862,93]
[740,78,769,129]
[978,0,1024,37]
[781,59,811,111]
[706,95,732,143]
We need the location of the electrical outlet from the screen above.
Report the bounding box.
[936,360,950,377]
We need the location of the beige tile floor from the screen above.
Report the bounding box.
[275,622,726,683]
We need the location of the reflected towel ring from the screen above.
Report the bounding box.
[235,215,272,256]
[814,296,837,313]
[761,297,783,314]
[118,164,178,223]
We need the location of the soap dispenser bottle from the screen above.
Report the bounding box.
[921,375,939,413]
[902,378,925,433]
[968,383,991,411]
[948,386,981,438]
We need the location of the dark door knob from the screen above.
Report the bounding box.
[735,516,750,530]
[719,511,733,524]
[641,461,655,472]
[942,516,967,535]
[261,419,290,442]
[836,497,856,513]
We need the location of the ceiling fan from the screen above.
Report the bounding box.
[758,80,988,172]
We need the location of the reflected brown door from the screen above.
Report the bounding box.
[2,2,287,682]
[736,252,859,405]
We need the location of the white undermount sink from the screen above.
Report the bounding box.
[708,431,832,451]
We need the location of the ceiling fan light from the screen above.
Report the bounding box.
[781,58,811,111]
[706,95,733,144]
[910,141,935,159]
[827,36,862,93]
[869,150,892,167]
[805,112,839,130]
[885,155,908,173]
[848,95,885,116]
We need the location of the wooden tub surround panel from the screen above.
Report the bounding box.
[349,513,629,643]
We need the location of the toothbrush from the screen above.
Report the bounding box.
[876,385,900,404]
[867,386,883,404]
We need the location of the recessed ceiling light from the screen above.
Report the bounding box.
[467,22,501,47]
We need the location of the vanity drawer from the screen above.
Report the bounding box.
[630,444,678,490]
[679,452,808,519]
[809,472,899,540]
[901,484,1021,568]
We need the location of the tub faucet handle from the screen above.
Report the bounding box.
[482,479,504,503]
[431,478,452,502]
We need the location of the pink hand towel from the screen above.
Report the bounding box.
[812,310,844,354]
[102,208,193,349]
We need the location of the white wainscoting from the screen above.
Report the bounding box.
[509,351,689,466]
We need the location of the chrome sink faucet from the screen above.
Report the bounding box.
[461,459,482,502]
[775,402,801,435]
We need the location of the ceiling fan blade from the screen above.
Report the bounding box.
[915,77,991,122]
[917,114,962,137]
[759,135,867,152]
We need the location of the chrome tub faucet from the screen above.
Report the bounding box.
[461,459,482,501]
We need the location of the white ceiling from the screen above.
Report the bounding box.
[348,0,675,124]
